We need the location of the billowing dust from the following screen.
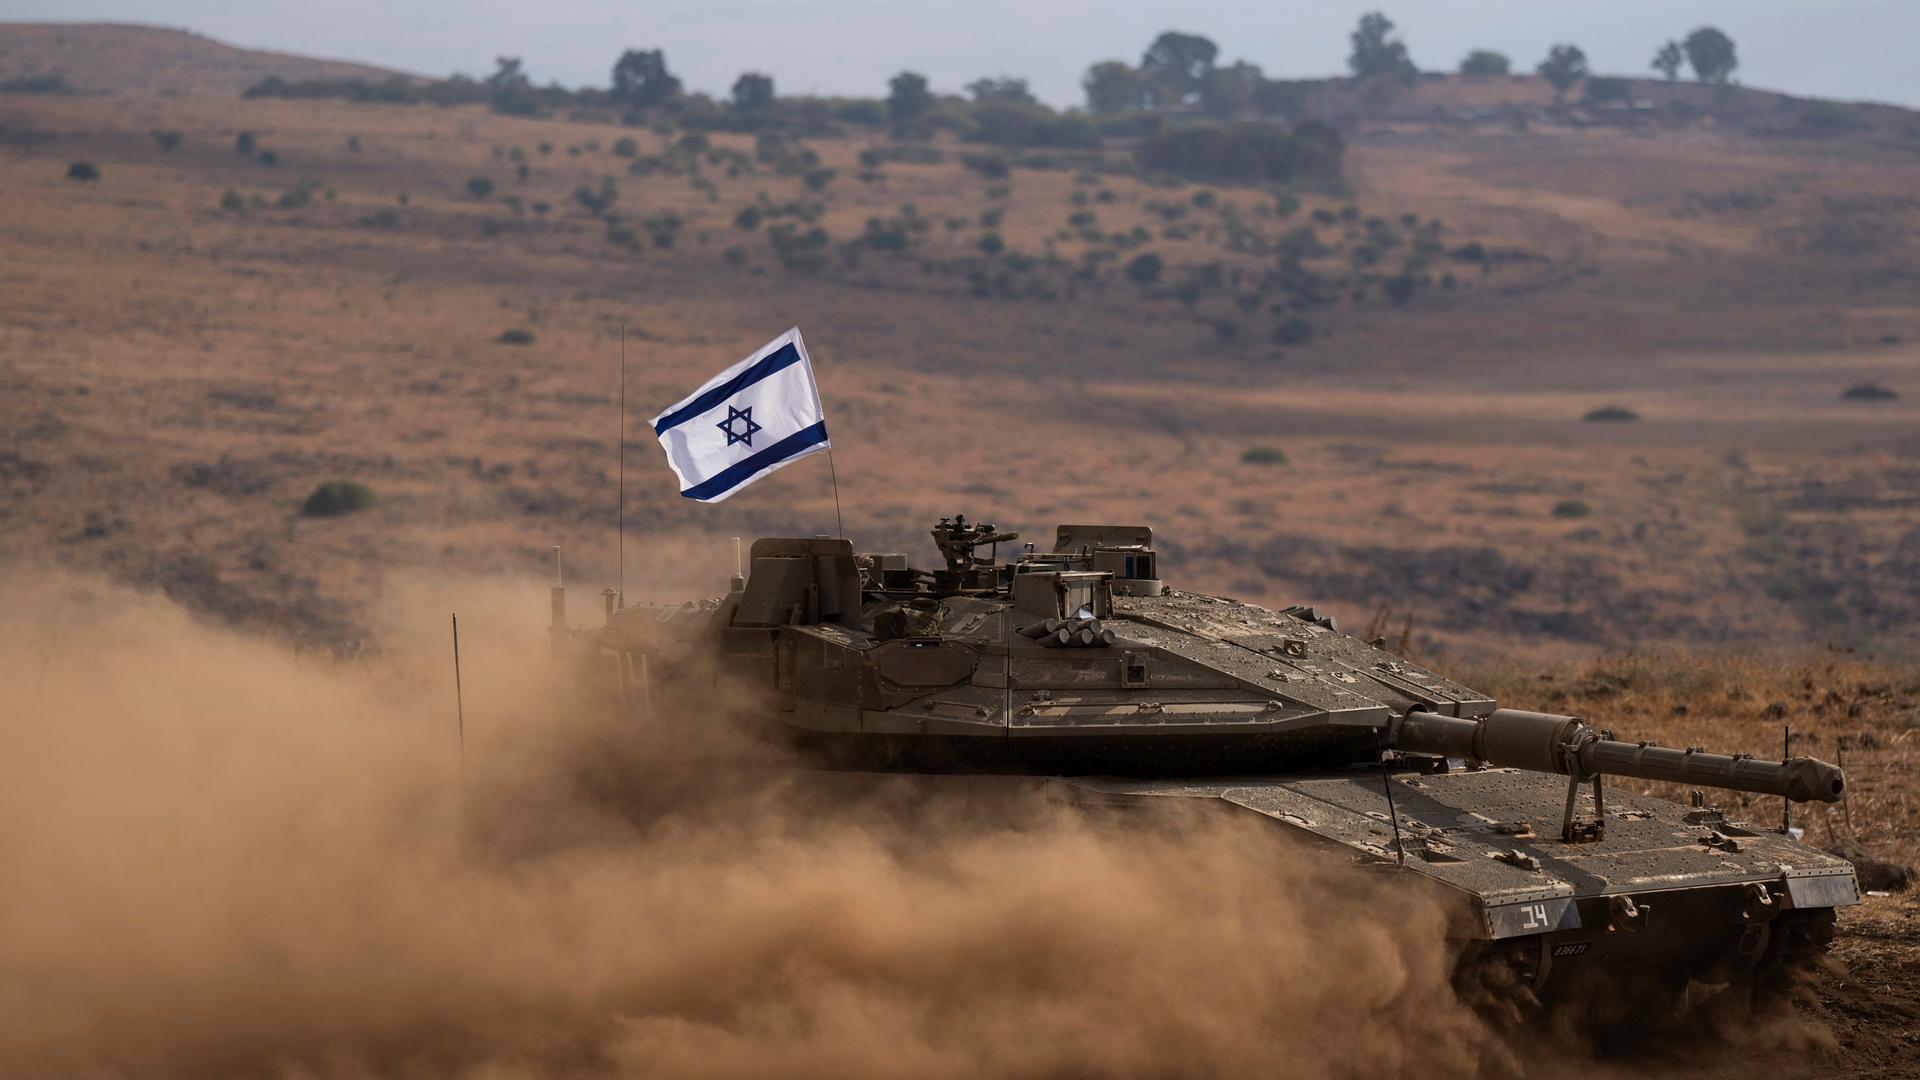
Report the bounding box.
[0,571,1510,1077]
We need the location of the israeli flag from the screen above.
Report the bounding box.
[652,326,830,502]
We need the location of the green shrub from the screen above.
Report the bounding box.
[1271,317,1314,346]
[1582,405,1640,422]
[0,75,74,95]
[862,216,910,251]
[605,222,641,249]
[1551,500,1592,519]
[1125,252,1163,285]
[1136,122,1343,186]
[466,176,495,199]
[235,131,257,155]
[220,189,247,213]
[613,136,640,157]
[1240,446,1287,465]
[1840,382,1898,402]
[301,480,377,518]
[257,150,279,167]
[150,130,183,153]
[575,180,618,215]
[276,176,324,209]
[64,161,100,181]
[803,167,836,191]
[961,152,1011,180]
[734,205,764,230]
[643,212,683,248]
[497,327,537,345]
[768,223,831,272]
[977,231,1005,255]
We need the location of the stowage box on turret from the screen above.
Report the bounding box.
[554,516,1857,1016]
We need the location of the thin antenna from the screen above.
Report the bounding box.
[826,447,845,540]
[618,324,627,609]
[1838,740,1856,840]
[1781,723,1791,835]
[1375,728,1406,866]
[451,613,466,783]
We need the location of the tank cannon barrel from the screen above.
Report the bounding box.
[1396,709,1845,803]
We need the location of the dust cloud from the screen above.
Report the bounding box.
[0,570,1506,1079]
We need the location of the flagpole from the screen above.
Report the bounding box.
[618,323,627,608]
[826,449,845,540]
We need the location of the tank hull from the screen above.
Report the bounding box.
[1056,768,1858,996]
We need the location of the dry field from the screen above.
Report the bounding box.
[2,87,1916,660]
[0,39,1917,1073]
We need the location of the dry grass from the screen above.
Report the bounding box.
[0,23,419,96]
[0,87,1915,663]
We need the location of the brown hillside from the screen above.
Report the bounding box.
[0,59,1917,665]
[0,22,420,97]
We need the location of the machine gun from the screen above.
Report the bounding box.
[930,515,1018,579]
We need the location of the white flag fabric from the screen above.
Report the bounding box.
[652,326,830,503]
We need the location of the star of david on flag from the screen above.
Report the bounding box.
[651,326,830,502]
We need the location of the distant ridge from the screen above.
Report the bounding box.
[0,22,422,97]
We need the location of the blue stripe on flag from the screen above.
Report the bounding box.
[653,341,802,435]
[680,420,830,501]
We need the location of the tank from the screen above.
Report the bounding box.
[555,517,1858,1017]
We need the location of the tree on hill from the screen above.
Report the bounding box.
[732,71,775,111]
[888,71,933,129]
[487,56,528,92]
[1140,31,1219,109]
[966,77,1035,104]
[1083,60,1145,115]
[1348,12,1417,82]
[1651,40,1684,81]
[1199,60,1265,119]
[1683,27,1738,84]
[486,56,540,116]
[612,49,680,109]
[1536,44,1589,103]
[1458,50,1510,77]
[1583,77,1631,107]
[1253,77,1304,121]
